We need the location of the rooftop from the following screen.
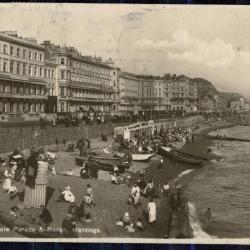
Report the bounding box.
[42,41,113,69]
[0,31,44,50]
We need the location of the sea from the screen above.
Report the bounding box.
[184,126,250,239]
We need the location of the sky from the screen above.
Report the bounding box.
[0,4,250,97]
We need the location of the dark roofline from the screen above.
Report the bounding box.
[0,33,44,51]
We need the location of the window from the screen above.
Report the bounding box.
[10,61,14,74]
[60,87,65,97]
[39,67,43,77]
[29,66,32,76]
[41,86,45,96]
[36,85,41,95]
[34,67,37,77]
[51,84,54,95]
[17,48,20,57]
[113,71,116,76]
[0,81,3,92]
[10,46,14,56]
[60,58,65,65]
[17,63,20,75]
[61,102,64,112]
[39,54,43,61]
[19,83,24,93]
[30,84,35,95]
[3,44,8,54]
[4,82,10,92]
[61,70,65,80]
[3,61,7,72]
[51,70,54,79]
[23,50,26,59]
[48,69,51,78]
[34,52,37,60]
[12,83,17,94]
[45,69,47,78]
[29,51,32,60]
[25,84,29,94]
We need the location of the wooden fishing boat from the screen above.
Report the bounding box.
[204,135,250,142]
[89,155,121,161]
[114,151,156,162]
[0,211,65,238]
[75,157,129,173]
[158,147,203,166]
[172,148,223,162]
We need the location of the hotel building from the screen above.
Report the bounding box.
[0,30,200,120]
[168,79,198,113]
[138,76,165,114]
[0,31,47,120]
[42,41,115,114]
[108,64,120,115]
[119,72,140,114]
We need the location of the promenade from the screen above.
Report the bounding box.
[0,116,203,155]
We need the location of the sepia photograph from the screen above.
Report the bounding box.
[0,3,249,243]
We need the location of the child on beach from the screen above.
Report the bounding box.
[3,164,17,193]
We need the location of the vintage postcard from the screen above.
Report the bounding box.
[0,3,249,244]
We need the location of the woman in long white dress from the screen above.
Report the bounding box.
[147,198,156,223]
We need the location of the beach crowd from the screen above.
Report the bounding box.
[0,121,200,238]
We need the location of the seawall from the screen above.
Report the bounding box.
[0,115,204,154]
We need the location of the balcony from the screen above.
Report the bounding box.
[0,92,47,100]
[70,81,114,92]
[61,96,115,103]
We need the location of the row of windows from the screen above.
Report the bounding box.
[44,68,54,79]
[0,82,46,95]
[70,60,110,75]
[59,102,111,112]
[121,98,139,103]
[59,87,112,99]
[172,93,185,98]
[71,68,111,79]
[0,102,45,113]
[59,57,111,75]
[0,58,53,80]
[9,61,43,78]
[0,43,44,61]
[141,100,158,104]
[10,46,43,61]
[60,70,110,86]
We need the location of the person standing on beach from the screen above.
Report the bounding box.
[163,182,170,197]
[76,137,85,157]
[164,189,178,238]
[156,158,164,171]
[147,198,156,224]
[177,197,190,238]
[204,208,212,224]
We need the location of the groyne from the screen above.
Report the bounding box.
[0,115,203,154]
